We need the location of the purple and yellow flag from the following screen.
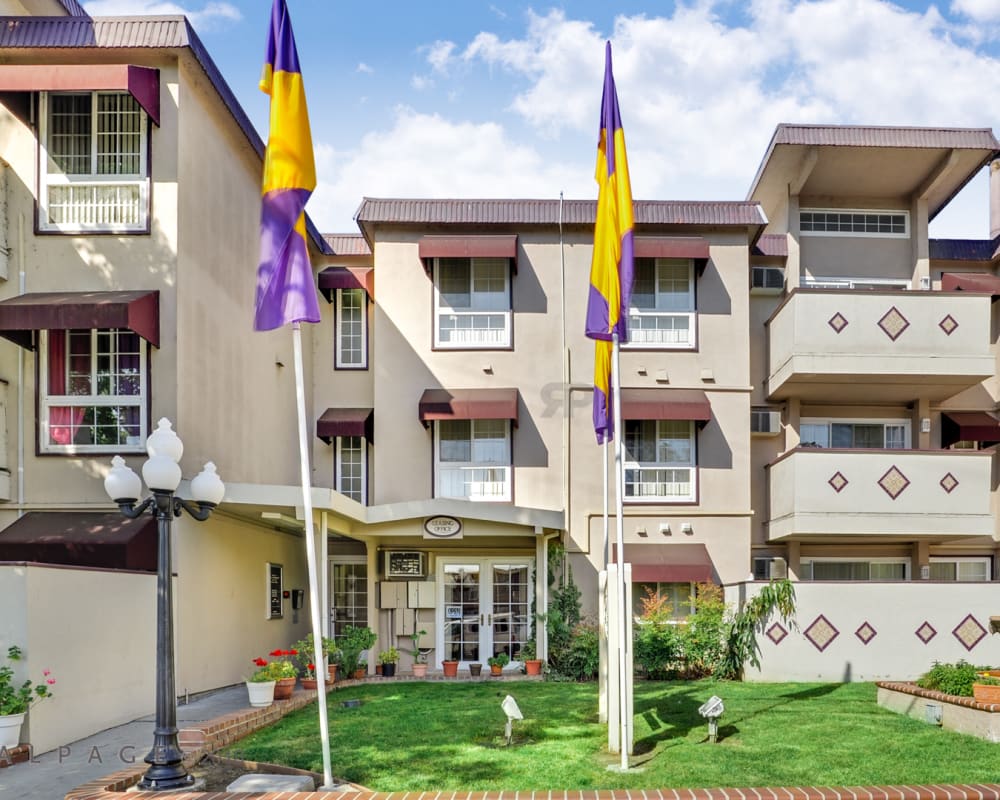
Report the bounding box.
[254,0,320,331]
[586,41,634,443]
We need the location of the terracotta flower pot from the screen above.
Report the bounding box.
[301,678,318,691]
[273,676,296,700]
[412,663,428,678]
[353,667,366,680]
[442,660,459,677]
[490,664,503,676]
[328,664,338,683]
[524,659,543,676]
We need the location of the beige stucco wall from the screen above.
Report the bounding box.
[800,234,914,282]
[0,564,156,755]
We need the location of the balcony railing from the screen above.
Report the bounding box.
[766,447,992,541]
[438,465,511,501]
[625,311,695,348]
[436,311,511,348]
[43,181,147,231]
[766,290,992,402]
[624,466,695,502]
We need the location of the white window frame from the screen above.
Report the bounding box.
[38,328,148,455]
[433,257,512,349]
[799,417,910,450]
[799,208,909,239]
[38,91,150,233]
[928,557,991,582]
[800,557,910,581]
[335,288,368,369]
[623,419,696,503]
[434,419,512,502]
[751,265,785,294]
[335,435,367,505]
[625,258,696,349]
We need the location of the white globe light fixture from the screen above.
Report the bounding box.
[102,418,224,791]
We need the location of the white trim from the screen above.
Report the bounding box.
[334,288,368,369]
[623,419,696,503]
[335,435,367,505]
[799,208,909,239]
[624,258,696,350]
[434,419,512,502]
[802,275,911,290]
[800,557,910,581]
[928,556,992,581]
[433,257,512,349]
[800,417,910,449]
[38,91,149,233]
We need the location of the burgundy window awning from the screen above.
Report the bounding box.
[0,64,160,126]
[611,542,715,584]
[318,267,374,301]
[634,237,710,273]
[418,235,518,275]
[941,272,1000,296]
[0,290,160,350]
[418,388,519,427]
[316,407,374,443]
[942,411,1000,447]
[0,512,157,572]
[620,388,712,424]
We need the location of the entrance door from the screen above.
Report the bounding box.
[439,559,532,666]
[329,560,368,639]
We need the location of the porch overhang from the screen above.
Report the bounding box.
[316,407,374,443]
[612,542,715,583]
[634,237,710,273]
[418,235,518,275]
[620,388,711,424]
[418,388,519,427]
[941,272,1000,296]
[942,411,1000,447]
[318,267,374,301]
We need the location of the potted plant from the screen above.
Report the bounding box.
[293,633,337,683]
[246,657,278,707]
[487,652,510,676]
[378,647,400,678]
[300,663,319,691]
[442,659,459,677]
[0,646,54,749]
[267,649,299,699]
[339,626,377,679]
[973,673,1000,704]
[521,640,543,676]
[404,630,431,677]
[326,642,342,683]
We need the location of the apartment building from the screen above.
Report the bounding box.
[3,0,1000,756]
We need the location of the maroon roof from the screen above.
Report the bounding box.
[0,290,159,350]
[941,412,1000,447]
[316,408,374,443]
[323,234,371,256]
[0,512,157,572]
[611,543,715,584]
[356,198,766,227]
[941,273,1000,293]
[0,64,159,124]
[620,388,712,422]
[634,236,710,260]
[772,124,1000,150]
[0,16,331,255]
[418,235,518,273]
[753,233,788,258]
[318,267,374,299]
[931,240,1000,262]
[418,388,519,427]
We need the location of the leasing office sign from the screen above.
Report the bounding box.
[424,515,462,539]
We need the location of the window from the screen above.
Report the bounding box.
[800,209,908,237]
[330,560,368,639]
[802,276,910,290]
[335,288,368,369]
[434,257,511,348]
[624,420,696,502]
[800,559,908,581]
[435,419,511,501]
[928,557,991,581]
[800,419,908,449]
[39,329,147,453]
[627,258,695,348]
[751,266,784,293]
[39,92,149,232]
[634,582,694,621]
[335,436,366,504]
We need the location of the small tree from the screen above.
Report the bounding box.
[718,579,796,680]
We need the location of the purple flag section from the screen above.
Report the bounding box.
[255,189,320,331]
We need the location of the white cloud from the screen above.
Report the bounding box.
[411,75,434,91]
[425,40,457,74]
[356,63,374,75]
[951,0,1000,23]
[83,0,240,28]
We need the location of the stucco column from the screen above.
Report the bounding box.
[913,398,931,450]
[911,196,929,289]
[786,195,801,291]
[785,397,801,451]
[786,541,801,581]
[912,540,930,580]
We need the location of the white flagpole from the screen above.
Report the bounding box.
[603,439,609,569]
[292,322,333,788]
[611,331,628,770]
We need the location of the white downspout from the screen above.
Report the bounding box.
[17,208,25,515]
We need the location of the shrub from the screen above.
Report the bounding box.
[917,660,984,697]
[551,621,600,681]
[680,583,727,676]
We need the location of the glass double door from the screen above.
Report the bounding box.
[439,559,532,665]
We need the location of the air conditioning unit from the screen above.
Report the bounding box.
[753,557,787,580]
[751,409,781,436]
[751,266,785,293]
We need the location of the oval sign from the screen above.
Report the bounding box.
[424,515,462,539]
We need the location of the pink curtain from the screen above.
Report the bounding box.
[48,330,85,446]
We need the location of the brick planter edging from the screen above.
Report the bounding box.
[877,681,1000,712]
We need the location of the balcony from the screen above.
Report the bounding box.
[766,448,993,541]
[624,466,696,503]
[766,290,993,402]
[438,465,511,502]
[624,311,696,349]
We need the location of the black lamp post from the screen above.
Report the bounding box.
[104,418,225,791]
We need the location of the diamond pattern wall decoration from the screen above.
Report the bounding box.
[878,306,910,341]
[877,465,910,500]
[940,473,959,494]
[766,623,788,645]
[939,314,959,336]
[855,622,877,645]
[828,313,849,334]
[953,614,987,652]
[915,621,937,644]
[804,614,839,652]
[828,472,849,493]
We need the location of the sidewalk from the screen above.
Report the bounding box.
[0,684,251,800]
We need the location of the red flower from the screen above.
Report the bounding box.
[288,649,298,656]
[46,678,56,685]
[269,649,282,657]
[253,657,267,667]
[308,663,315,671]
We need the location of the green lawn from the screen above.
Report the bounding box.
[224,679,998,790]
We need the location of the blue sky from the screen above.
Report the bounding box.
[84,0,1000,237]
